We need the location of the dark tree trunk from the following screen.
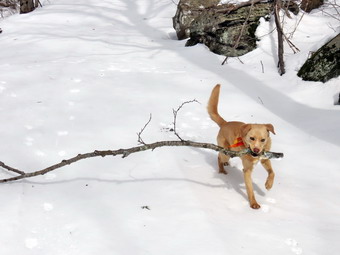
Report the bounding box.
[20,0,35,14]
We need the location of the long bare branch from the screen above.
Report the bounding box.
[0,100,283,183]
[0,140,283,183]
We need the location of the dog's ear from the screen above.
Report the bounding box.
[241,124,252,137]
[265,124,276,135]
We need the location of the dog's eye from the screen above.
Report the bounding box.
[250,137,255,141]
[261,139,266,142]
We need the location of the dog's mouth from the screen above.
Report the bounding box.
[250,151,259,157]
[249,148,262,157]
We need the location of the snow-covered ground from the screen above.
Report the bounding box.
[0,0,339,254]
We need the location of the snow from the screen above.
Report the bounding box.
[0,0,339,254]
[219,0,254,5]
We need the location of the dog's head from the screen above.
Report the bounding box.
[241,124,275,156]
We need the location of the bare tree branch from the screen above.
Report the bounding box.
[274,0,286,75]
[0,140,283,183]
[0,100,283,183]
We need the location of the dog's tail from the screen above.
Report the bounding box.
[207,84,227,127]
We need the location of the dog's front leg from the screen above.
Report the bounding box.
[261,159,275,190]
[218,152,229,174]
[242,158,260,209]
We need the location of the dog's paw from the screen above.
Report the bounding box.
[265,178,274,190]
[219,169,228,175]
[250,202,261,209]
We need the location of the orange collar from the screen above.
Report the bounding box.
[230,137,245,148]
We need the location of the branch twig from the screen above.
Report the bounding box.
[283,32,300,53]
[137,113,152,145]
[222,0,255,65]
[215,0,263,14]
[288,11,305,39]
[172,99,199,141]
[0,162,25,175]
